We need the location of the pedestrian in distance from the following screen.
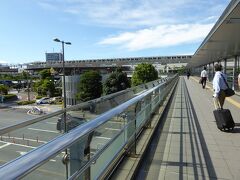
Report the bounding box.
[187,71,190,79]
[200,67,208,89]
[212,63,228,109]
[238,72,240,90]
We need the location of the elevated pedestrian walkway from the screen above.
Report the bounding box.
[0,75,240,179]
[129,76,240,180]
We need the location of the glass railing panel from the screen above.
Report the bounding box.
[0,75,178,179]
[65,109,96,132]
[90,118,135,179]
[21,131,95,180]
[0,114,64,165]
[151,93,160,111]
[146,96,152,120]
[22,151,66,180]
[90,116,122,156]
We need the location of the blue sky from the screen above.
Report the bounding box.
[0,0,230,64]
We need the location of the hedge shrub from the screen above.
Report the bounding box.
[3,94,17,100]
[17,100,36,105]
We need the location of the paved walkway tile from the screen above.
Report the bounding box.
[154,77,240,180]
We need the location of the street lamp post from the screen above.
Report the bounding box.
[53,38,71,178]
[53,38,71,130]
[53,38,71,106]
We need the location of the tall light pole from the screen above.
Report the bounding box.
[53,38,71,132]
[53,38,71,178]
[53,38,71,114]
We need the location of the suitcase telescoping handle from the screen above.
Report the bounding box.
[213,97,221,110]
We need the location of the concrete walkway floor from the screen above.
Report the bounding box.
[141,76,240,180]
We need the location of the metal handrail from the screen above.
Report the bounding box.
[0,78,165,136]
[0,75,177,179]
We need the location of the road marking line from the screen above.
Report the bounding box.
[225,97,240,108]
[46,122,57,125]
[108,121,123,124]
[191,77,240,109]
[0,143,11,149]
[28,128,59,134]
[0,140,35,149]
[105,128,121,131]
[16,151,27,156]
[1,136,47,143]
[95,136,111,140]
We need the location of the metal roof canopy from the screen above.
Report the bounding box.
[188,0,240,68]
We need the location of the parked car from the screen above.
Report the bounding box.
[36,97,50,105]
[56,114,86,132]
[49,96,63,104]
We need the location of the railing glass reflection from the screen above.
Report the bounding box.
[0,75,178,180]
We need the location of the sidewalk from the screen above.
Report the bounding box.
[137,77,240,179]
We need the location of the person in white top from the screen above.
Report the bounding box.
[200,67,208,89]
[238,73,240,90]
[212,63,228,109]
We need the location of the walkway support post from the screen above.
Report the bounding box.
[208,63,210,80]
[212,62,215,81]
[224,59,227,74]
[233,56,237,90]
[237,57,239,72]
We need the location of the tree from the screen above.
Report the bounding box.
[104,68,131,95]
[42,79,55,97]
[34,69,55,97]
[76,71,102,102]
[176,66,186,75]
[0,84,9,95]
[131,63,158,86]
[39,69,51,80]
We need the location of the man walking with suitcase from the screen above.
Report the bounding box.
[212,63,228,109]
[212,63,235,131]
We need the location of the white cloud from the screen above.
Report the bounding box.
[99,23,214,51]
[0,60,7,64]
[37,0,228,52]
[38,0,229,28]
[38,2,58,11]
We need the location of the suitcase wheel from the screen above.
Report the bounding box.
[221,127,234,132]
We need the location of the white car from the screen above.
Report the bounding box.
[36,97,50,105]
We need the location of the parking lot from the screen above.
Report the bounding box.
[0,107,125,179]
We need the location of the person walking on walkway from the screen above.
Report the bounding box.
[200,67,208,89]
[238,72,240,90]
[212,63,228,109]
[187,71,190,79]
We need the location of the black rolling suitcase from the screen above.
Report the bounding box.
[213,100,235,131]
[213,109,235,131]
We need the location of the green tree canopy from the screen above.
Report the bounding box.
[39,69,51,80]
[104,68,130,95]
[0,84,9,95]
[22,71,29,80]
[42,79,55,97]
[131,63,158,86]
[76,71,102,102]
[33,69,55,97]
[33,79,55,97]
